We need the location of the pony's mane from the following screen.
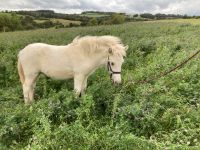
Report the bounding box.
[72,35,127,57]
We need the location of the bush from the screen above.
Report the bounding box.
[110,14,125,24]
[87,18,98,26]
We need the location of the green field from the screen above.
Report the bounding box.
[80,12,110,17]
[34,18,81,26]
[0,21,200,149]
[149,18,200,25]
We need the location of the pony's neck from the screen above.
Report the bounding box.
[86,50,108,73]
[93,51,108,65]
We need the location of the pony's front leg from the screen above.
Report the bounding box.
[82,76,88,93]
[74,74,86,97]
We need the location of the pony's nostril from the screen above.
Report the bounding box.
[112,81,117,84]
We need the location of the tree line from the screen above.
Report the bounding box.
[132,13,200,20]
[0,11,127,32]
[15,10,126,26]
[1,10,200,32]
[0,13,66,32]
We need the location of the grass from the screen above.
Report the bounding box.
[149,18,200,25]
[0,21,200,149]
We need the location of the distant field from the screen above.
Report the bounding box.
[80,12,110,17]
[34,19,47,23]
[34,18,81,26]
[149,18,200,25]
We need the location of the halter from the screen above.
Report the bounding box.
[107,56,121,79]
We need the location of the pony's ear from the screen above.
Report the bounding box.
[73,35,80,43]
[108,48,113,55]
[125,45,129,51]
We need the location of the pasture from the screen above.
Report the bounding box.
[150,18,200,25]
[34,19,81,26]
[0,20,200,149]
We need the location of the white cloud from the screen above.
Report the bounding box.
[0,0,199,15]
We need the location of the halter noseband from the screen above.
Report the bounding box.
[107,56,121,79]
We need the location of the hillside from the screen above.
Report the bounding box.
[80,11,116,17]
[0,21,200,149]
[34,19,81,26]
[1,10,198,32]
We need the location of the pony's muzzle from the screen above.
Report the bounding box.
[111,74,122,85]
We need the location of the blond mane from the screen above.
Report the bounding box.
[72,35,127,57]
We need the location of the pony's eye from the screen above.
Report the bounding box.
[111,62,114,66]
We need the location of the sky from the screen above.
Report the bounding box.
[0,0,200,15]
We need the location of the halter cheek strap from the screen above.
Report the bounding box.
[107,56,121,79]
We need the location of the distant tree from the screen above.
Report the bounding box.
[155,13,166,20]
[87,17,98,26]
[140,13,155,19]
[183,15,189,19]
[10,15,22,31]
[21,15,36,29]
[0,13,21,32]
[0,15,6,31]
[110,14,125,24]
[41,20,54,28]
[69,23,79,27]
[21,15,34,24]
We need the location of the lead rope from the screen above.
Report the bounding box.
[127,49,200,85]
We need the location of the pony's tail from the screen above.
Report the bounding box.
[17,59,25,84]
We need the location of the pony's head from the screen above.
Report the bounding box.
[103,36,128,84]
[72,35,128,84]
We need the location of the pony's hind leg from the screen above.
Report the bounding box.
[23,74,38,105]
[29,81,37,103]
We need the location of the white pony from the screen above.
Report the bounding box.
[17,35,128,104]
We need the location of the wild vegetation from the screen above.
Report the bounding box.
[0,20,200,149]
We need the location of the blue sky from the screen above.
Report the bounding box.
[0,0,200,15]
